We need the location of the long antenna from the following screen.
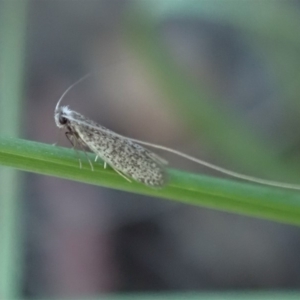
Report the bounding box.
[128,138,300,191]
[55,73,92,111]
[55,56,133,111]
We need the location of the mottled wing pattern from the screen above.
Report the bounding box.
[68,111,167,187]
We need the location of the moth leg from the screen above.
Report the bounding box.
[75,138,94,171]
[66,132,94,171]
[83,152,94,171]
[65,132,82,169]
[86,155,94,171]
[53,129,62,146]
[112,168,132,183]
[94,155,107,170]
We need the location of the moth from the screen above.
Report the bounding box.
[54,74,300,191]
[54,75,168,188]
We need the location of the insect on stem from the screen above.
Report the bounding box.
[54,73,300,191]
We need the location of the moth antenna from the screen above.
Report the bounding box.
[55,73,92,111]
[131,140,300,191]
[55,57,134,111]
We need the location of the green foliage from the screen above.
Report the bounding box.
[0,0,28,299]
[1,136,300,226]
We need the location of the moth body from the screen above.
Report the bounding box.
[55,105,167,187]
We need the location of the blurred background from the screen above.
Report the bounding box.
[2,0,300,299]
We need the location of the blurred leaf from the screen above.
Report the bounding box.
[132,0,300,116]
[34,291,300,300]
[0,0,28,298]
[124,6,300,186]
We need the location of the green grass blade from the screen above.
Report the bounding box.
[0,0,28,298]
[1,136,300,226]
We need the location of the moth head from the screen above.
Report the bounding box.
[54,105,72,128]
[54,73,92,129]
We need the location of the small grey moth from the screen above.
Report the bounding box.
[54,74,300,191]
[54,75,167,188]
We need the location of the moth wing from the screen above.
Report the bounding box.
[125,143,167,187]
[68,114,168,166]
[69,118,167,187]
[145,150,168,166]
